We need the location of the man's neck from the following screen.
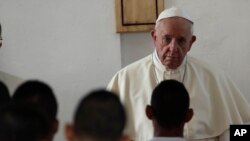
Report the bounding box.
[154,125,184,138]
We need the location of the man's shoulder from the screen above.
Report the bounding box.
[188,56,230,81]
[119,54,152,73]
[188,56,220,73]
[0,70,23,94]
[107,54,152,92]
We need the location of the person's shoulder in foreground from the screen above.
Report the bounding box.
[0,70,23,94]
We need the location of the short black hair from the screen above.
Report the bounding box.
[151,80,190,129]
[0,102,50,141]
[74,89,126,141]
[12,80,58,123]
[0,81,10,108]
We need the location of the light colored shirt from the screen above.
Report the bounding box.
[107,52,250,141]
[0,70,23,94]
[149,137,186,141]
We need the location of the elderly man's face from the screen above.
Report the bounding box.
[151,17,196,69]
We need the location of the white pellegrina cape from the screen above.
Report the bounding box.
[107,53,250,141]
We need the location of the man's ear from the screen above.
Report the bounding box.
[191,35,196,44]
[151,30,156,39]
[51,119,59,134]
[185,108,194,123]
[64,123,75,141]
[150,30,157,45]
[146,105,153,120]
[188,35,196,51]
[119,134,131,141]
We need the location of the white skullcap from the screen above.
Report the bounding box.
[156,7,193,24]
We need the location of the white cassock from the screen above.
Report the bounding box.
[107,51,250,141]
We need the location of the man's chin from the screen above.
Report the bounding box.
[164,63,179,70]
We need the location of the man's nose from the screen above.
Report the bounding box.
[169,40,178,52]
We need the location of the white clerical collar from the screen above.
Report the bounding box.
[152,50,187,83]
[152,50,187,73]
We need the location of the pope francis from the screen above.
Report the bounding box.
[108,7,250,141]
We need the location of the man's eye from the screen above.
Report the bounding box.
[178,38,186,46]
[162,37,171,44]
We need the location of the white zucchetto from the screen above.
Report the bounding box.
[156,7,193,24]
